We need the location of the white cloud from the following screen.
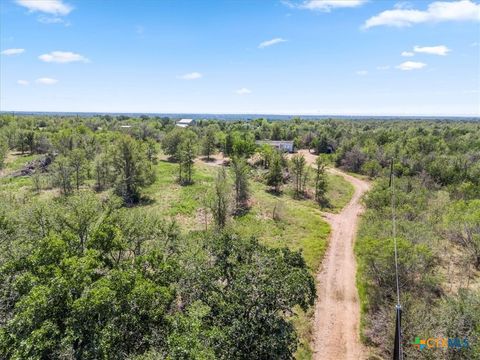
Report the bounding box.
[363,0,480,28]
[179,72,203,80]
[401,51,415,57]
[1,48,25,55]
[356,70,368,76]
[377,65,391,70]
[258,38,287,48]
[299,0,367,11]
[36,77,58,85]
[394,1,414,9]
[17,80,29,86]
[16,0,73,15]
[396,61,427,70]
[235,88,252,95]
[39,51,89,63]
[413,45,450,55]
[37,15,69,25]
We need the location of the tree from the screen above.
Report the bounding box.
[209,167,230,229]
[258,144,274,169]
[112,135,155,204]
[93,152,112,191]
[161,127,185,160]
[192,232,316,359]
[178,135,197,185]
[314,156,328,205]
[290,154,307,197]
[444,200,480,269]
[53,155,74,195]
[231,156,250,212]
[145,138,158,163]
[340,146,366,173]
[58,191,102,254]
[266,152,284,193]
[314,134,329,154]
[24,130,35,154]
[271,123,282,140]
[202,127,217,161]
[362,159,382,178]
[224,132,234,157]
[0,138,7,170]
[69,148,88,190]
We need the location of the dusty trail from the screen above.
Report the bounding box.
[293,151,370,360]
[314,167,370,360]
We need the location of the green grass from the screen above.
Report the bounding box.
[141,160,215,229]
[325,173,354,213]
[5,152,39,171]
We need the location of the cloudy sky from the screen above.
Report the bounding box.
[1,0,479,116]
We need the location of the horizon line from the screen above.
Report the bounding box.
[1,110,479,119]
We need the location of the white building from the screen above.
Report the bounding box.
[256,140,294,153]
[176,118,195,128]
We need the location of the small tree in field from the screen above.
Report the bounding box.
[69,148,87,190]
[209,167,230,229]
[178,137,197,185]
[290,154,307,198]
[54,155,74,195]
[231,157,250,212]
[266,152,283,193]
[314,156,328,205]
[112,135,155,204]
[202,127,216,161]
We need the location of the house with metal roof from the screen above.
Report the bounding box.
[176,119,195,128]
[256,140,294,153]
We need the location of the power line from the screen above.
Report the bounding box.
[390,159,403,360]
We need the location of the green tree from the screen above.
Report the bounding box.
[112,135,155,204]
[178,135,197,185]
[53,155,74,195]
[195,232,316,359]
[0,138,7,170]
[290,154,307,197]
[258,144,274,169]
[202,127,217,161]
[314,134,329,154]
[69,148,88,190]
[93,151,112,191]
[209,167,231,229]
[444,200,480,269]
[314,156,328,205]
[230,157,250,213]
[266,152,284,193]
[161,127,185,160]
[224,132,234,157]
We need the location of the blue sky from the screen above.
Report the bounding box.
[1,0,479,116]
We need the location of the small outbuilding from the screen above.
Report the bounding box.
[176,118,195,128]
[256,140,294,153]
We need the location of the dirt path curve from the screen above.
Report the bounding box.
[293,150,370,360]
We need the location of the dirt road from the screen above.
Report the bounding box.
[294,151,370,360]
